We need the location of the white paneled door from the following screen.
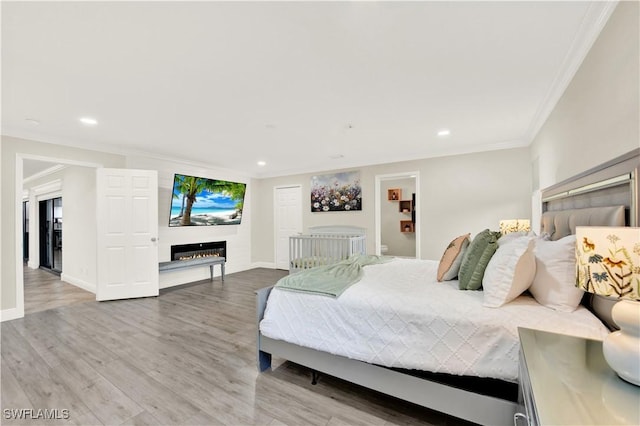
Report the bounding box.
[274,186,302,270]
[96,168,159,301]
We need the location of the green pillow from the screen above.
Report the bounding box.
[458,229,500,290]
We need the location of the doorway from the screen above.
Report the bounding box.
[38,197,62,274]
[375,172,420,258]
[274,185,302,270]
[5,155,103,322]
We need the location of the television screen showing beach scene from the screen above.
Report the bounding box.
[169,174,246,226]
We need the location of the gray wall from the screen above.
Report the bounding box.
[531,1,639,190]
[252,147,532,264]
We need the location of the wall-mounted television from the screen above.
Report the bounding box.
[169,173,246,226]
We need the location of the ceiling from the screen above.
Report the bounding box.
[2,1,615,179]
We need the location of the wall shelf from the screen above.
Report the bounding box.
[400,220,414,233]
[399,200,412,213]
[387,188,401,201]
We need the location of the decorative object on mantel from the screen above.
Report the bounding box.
[499,219,531,235]
[311,171,362,212]
[575,226,640,386]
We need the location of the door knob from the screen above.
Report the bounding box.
[151,237,157,242]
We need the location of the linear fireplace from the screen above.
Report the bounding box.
[170,241,227,262]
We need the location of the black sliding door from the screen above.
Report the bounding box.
[23,201,29,262]
[39,197,62,273]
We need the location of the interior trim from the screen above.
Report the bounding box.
[541,149,639,226]
[542,173,631,202]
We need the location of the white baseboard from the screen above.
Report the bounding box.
[27,260,38,269]
[61,273,96,294]
[1,307,24,322]
[251,262,277,269]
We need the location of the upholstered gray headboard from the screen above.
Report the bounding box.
[540,206,626,330]
[539,149,638,330]
[540,205,626,240]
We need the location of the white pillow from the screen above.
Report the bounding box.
[497,231,527,247]
[483,237,536,307]
[529,235,584,312]
[498,231,546,247]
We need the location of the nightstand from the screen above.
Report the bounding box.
[517,328,640,425]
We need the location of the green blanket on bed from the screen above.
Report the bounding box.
[275,254,392,297]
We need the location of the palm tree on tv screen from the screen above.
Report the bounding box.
[176,175,245,225]
[172,174,189,218]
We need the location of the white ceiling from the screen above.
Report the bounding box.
[2,1,615,179]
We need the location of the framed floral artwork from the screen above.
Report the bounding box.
[311,171,362,212]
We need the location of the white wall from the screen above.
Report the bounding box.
[2,136,257,318]
[5,1,633,316]
[1,136,125,317]
[381,178,415,257]
[60,166,98,292]
[24,171,64,270]
[125,156,253,288]
[23,166,99,293]
[0,140,3,312]
[252,147,532,264]
[531,1,639,189]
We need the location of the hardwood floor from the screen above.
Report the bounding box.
[23,266,95,315]
[2,268,472,426]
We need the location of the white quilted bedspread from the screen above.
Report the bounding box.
[259,258,609,383]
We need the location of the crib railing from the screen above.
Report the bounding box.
[289,234,366,273]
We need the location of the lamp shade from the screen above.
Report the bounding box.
[499,219,531,235]
[575,226,640,386]
[575,226,640,300]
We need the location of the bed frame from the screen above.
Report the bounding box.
[289,225,366,273]
[257,149,639,425]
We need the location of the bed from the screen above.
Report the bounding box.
[289,225,366,273]
[257,149,639,425]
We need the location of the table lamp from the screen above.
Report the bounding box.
[499,219,531,235]
[575,226,640,386]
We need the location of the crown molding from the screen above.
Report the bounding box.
[23,164,68,184]
[254,138,530,179]
[3,129,252,179]
[524,1,618,143]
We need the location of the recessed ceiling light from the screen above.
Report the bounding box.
[437,129,451,137]
[79,117,98,126]
[257,161,267,167]
[25,118,40,126]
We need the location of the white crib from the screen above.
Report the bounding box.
[289,225,366,273]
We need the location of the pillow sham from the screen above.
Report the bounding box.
[458,229,500,290]
[529,235,584,312]
[437,233,471,281]
[483,237,536,307]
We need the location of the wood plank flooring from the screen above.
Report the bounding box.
[23,266,95,315]
[2,268,472,426]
